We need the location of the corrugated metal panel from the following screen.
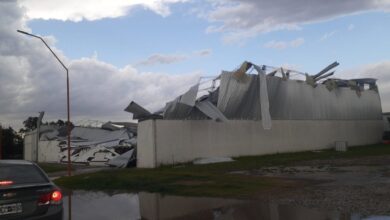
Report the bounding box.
[163,98,193,119]
[196,100,228,122]
[124,101,151,119]
[180,84,199,106]
[161,63,382,121]
[217,72,382,120]
[267,76,382,120]
[255,65,271,129]
[217,71,261,119]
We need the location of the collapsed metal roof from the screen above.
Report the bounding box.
[125,61,382,129]
[35,123,137,167]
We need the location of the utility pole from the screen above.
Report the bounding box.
[35,112,45,162]
[17,30,72,176]
[0,124,2,160]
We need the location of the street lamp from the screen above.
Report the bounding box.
[17,30,72,176]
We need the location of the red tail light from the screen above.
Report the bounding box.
[51,190,62,202]
[0,180,14,186]
[38,190,62,205]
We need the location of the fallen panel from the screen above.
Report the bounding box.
[107,149,135,168]
[195,100,228,122]
[70,127,130,142]
[254,64,272,129]
[179,84,199,107]
[193,157,234,165]
[72,146,117,163]
[124,101,151,119]
[163,98,193,119]
[101,122,123,131]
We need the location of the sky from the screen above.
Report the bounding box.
[0,0,390,129]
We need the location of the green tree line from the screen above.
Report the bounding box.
[1,117,71,159]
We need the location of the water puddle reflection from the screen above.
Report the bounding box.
[62,191,390,220]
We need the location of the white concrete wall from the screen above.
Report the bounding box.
[137,120,157,168]
[137,120,383,168]
[23,131,37,161]
[24,131,61,163]
[37,141,61,163]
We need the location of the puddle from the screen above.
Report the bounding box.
[62,190,390,220]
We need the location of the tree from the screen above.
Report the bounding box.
[20,117,69,132]
[19,116,73,136]
[48,120,65,127]
[0,126,23,159]
[23,117,38,131]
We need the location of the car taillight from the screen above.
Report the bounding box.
[0,180,13,186]
[51,190,62,202]
[38,190,62,206]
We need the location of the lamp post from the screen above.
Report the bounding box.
[35,111,45,162]
[0,124,2,160]
[17,30,72,176]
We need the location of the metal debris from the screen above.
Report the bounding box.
[125,61,381,128]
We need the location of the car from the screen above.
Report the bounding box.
[0,160,63,220]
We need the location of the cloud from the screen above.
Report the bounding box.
[320,31,336,41]
[18,0,188,21]
[264,38,304,49]
[0,1,200,129]
[137,49,212,66]
[290,38,305,47]
[69,59,200,115]
[340,61,390,112]
[136,53,188,66]
[194,49,212,56]
[205,0,390,42]
[264,41,287,50]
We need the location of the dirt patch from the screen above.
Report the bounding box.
[271,183,390,215]
[238,155,390,215]
[292,155,390,167]
[382,170,390,177]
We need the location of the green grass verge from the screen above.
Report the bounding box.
[54,144,390,197]
[38,163,71,173]
[55,169,278,198]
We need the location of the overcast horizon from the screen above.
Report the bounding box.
[1,0,390,129]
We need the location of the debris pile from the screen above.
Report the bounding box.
[39,122,137,167]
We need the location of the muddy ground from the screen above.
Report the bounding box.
[238,155,390,215]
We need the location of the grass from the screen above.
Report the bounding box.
[54,144,390,197]
[38,163,72,173]
[55,168,279,198]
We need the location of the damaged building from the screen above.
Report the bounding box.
[23,122,137,168]
[126,61,383,168]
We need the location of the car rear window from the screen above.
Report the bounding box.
[0,164,49,185]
